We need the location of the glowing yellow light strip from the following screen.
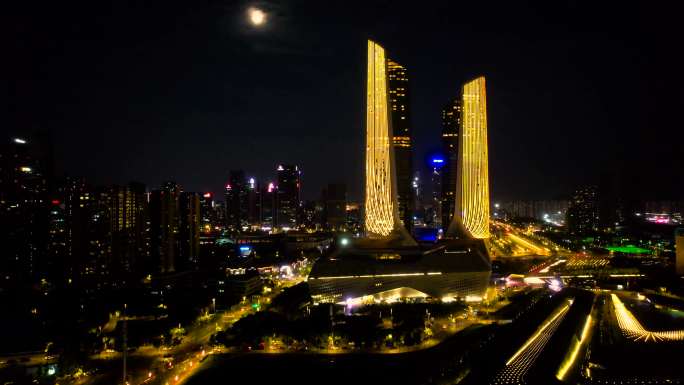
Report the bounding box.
[313,272,443,280]
[556,315,592,381]
[364,40,396,237]
[611,294,684,342]
[506,303,570,366]
[455,77,490,238]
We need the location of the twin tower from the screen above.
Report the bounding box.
[364,40,490,243]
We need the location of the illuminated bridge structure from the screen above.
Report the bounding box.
[611,294,684,342]
[364,40,415,246]
[447,76,490,239]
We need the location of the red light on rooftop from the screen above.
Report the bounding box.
[225,184,232,190]
[51,199,60,205]
[203,192,212,198]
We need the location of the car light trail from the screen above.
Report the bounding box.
[491,300,572,384]
[611,294,684,342]
[507,233,549,256]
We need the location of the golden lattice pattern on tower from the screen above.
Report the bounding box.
[364,40,396,237]
[456,77,490,238]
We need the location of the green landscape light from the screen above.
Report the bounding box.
[605,245,651,254]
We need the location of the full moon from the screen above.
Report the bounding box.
[248,7,266,26]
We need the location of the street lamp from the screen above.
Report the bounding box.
[212,298,216,314]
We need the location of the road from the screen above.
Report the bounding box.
[61,275,304,385]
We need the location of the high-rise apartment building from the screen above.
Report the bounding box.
[0,137,49,285]
[179,192,200,270]
[150,182,180,274]
[567,186,599,235]
[387,58,413,232]
[109,182,148,275]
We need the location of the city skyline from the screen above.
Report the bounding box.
[3,3,684,385]
[7,2,682,203]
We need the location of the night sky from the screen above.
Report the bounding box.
[7,1,683,202]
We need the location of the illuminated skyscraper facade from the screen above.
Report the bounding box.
[387,58,413,231]
[449,77,490,239]
[364,41,414,244]
[441,98,462,229]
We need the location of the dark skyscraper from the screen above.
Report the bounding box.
[322,183,347,231]
[179,192,200,270]
[261,182,276,230]
[199,192,215,234]
[247,177,261,229]
[387,58,413,232]
[441,98,462,229]
[0,137,49,285]
[430,159,443,227]
[567,186,600,235]
[150,182,180,274]
[276,164,300,230]
[225,170,248,232]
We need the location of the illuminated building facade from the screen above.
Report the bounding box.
[364,40,413,244]
[449,76,490,239]
[387,58,413,231]
[276,164,300,230]
[309,42,490,305]
[441,98,462,229]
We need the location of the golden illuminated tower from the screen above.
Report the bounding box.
[364,40,415,245]
[448,76,490,239]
